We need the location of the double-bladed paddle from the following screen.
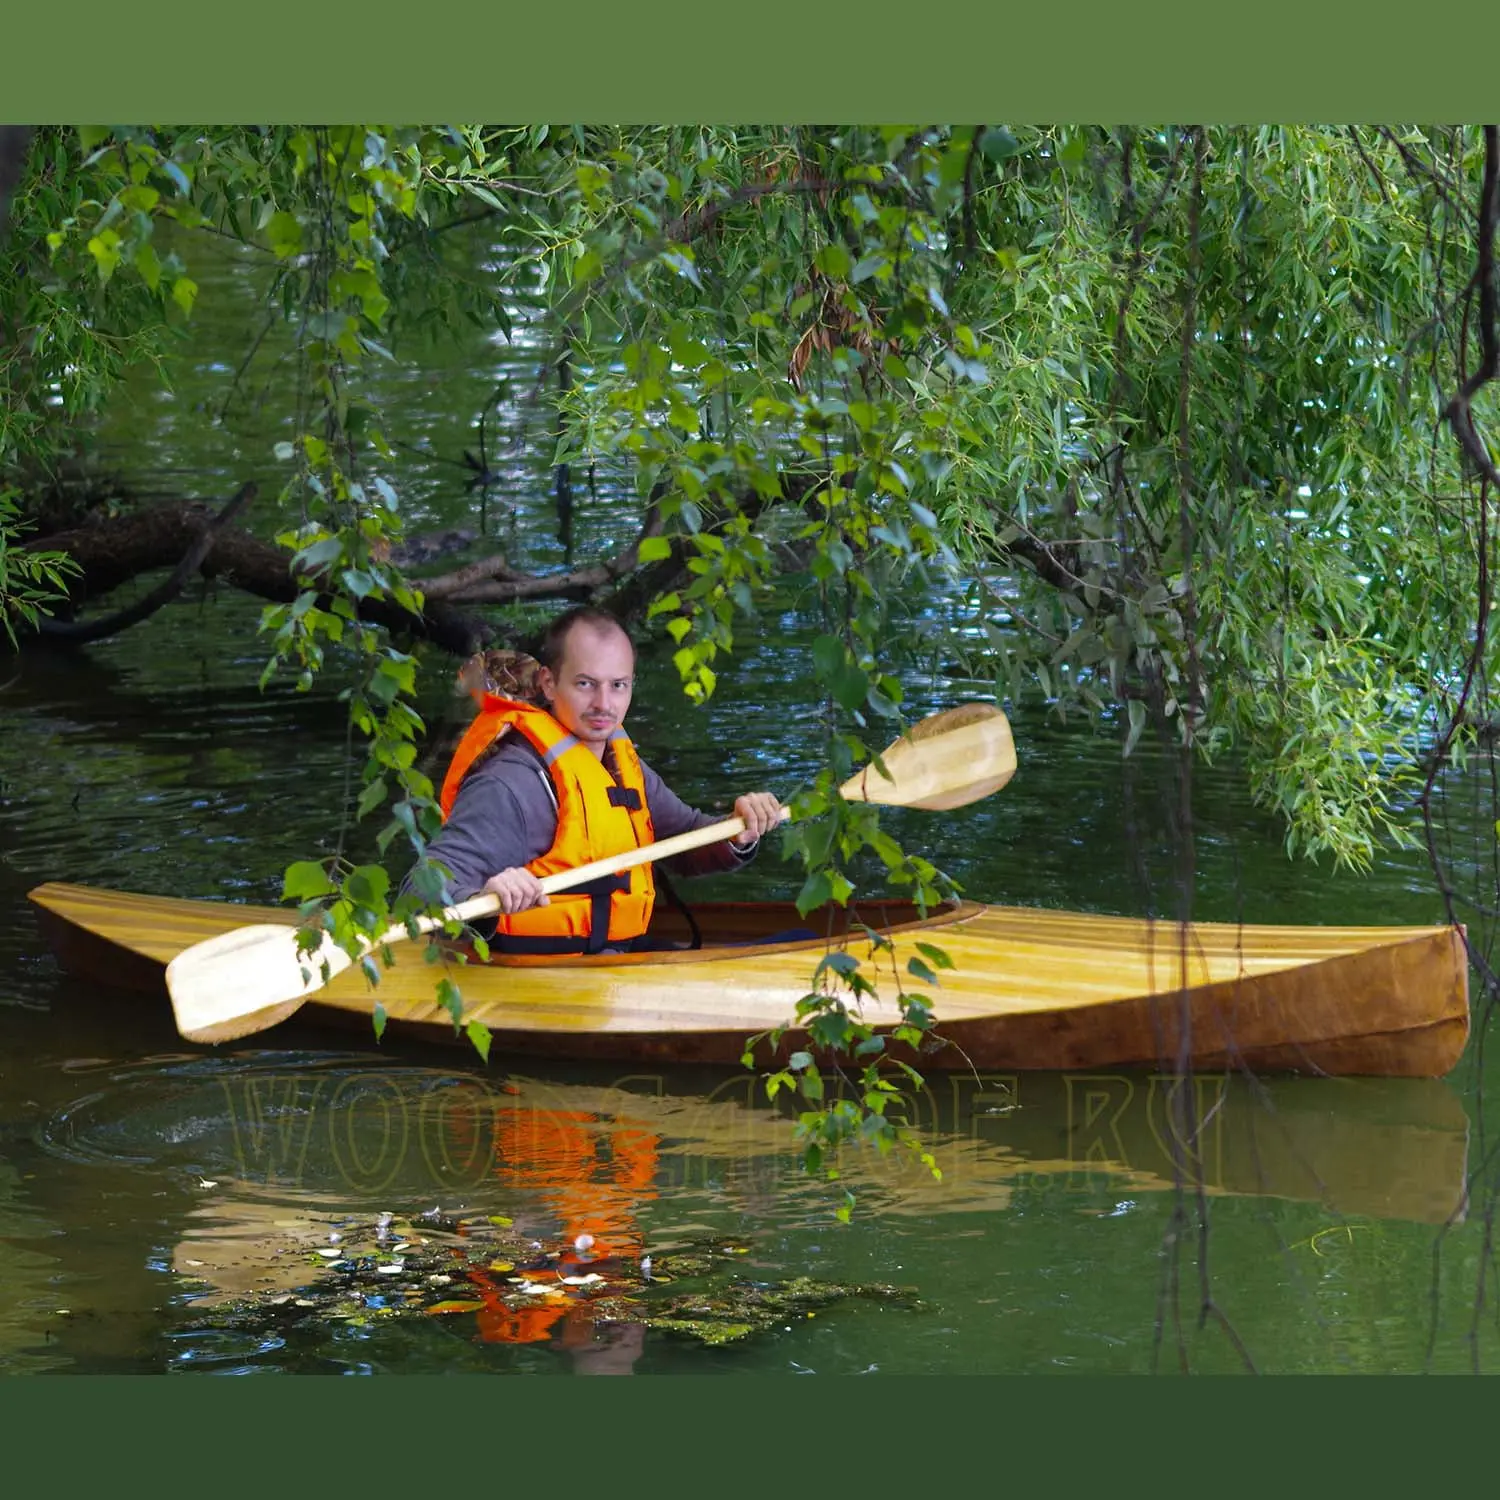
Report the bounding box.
[167,702,1016,1044]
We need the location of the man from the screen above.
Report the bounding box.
[418,605,783,954]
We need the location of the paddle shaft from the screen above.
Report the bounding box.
[378,808,791,948]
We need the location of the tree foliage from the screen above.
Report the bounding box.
[3,123,1499,1198]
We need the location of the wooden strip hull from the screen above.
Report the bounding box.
[26,881,1470,1076]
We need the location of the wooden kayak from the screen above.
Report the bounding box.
[26,881,1469,1076]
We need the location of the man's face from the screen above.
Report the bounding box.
[538,622,635,756]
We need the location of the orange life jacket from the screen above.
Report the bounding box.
[439,696,656,953]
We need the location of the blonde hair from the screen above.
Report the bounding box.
[455,648,545,705]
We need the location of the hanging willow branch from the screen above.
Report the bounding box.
[0,126,32,241]
[1174,128,1208,729]
[1442,125,1500,488]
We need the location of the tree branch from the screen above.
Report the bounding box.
[1442,125,1500,488]
[27,494,494,656]
[420,496,666,607]
[665,175,840,245]
[0,126,32,242]
[36,482,259,643]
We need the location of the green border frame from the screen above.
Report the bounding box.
[4,0,1499,1478]
[0,1376,1490,1474]
[6,1,1500,119]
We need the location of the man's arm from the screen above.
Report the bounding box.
[404,748,556,905]
[639,759,772,877]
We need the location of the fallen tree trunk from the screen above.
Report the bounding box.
[22,468,836,657]
[36,482,259,643]
[26,495,494,656]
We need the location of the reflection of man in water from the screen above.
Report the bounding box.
[448,1101,658,1371]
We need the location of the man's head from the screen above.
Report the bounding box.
[536,607,636,756]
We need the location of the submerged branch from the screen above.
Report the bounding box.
[424,502,665,604]
[36,482,259,643]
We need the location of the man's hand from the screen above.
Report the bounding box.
[482,866,550,913]
[731,791,784,848]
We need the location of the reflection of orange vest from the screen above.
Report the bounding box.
[440,697,656,953]
[456,1106,661,1345]
[492,1107,658,1262]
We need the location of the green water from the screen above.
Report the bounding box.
[1,235,1496,1374]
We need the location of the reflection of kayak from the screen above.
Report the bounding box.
[28,882,1469,1077]
[163,1068,1468,1262]
[939,1071,1472,1226]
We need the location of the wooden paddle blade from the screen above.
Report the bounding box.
[839,703,1016,810]
[167,924,355,1044]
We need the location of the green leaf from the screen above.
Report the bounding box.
[436,977,464,1030]
[809,1012,851,1049]
[119,184,160,215]
[795,870,833,915]
[465,1020,492,1063]
[914,941,955,970]
[171,276,198,315]
[346,864,390,906]
[818,950,861,978]
[160,159,192,196]
[265,210,303,259]
[815,243,852,279]
[282,861,336,901]
[811,634,844,682]
[637,535,673,563]
[832,664,869,713]
[86,230,121,280]
[371,1002,387,1042]
[355,774,387,822]
[133,242,161,291]
[979,127,1020,163]
[294,536,343,572]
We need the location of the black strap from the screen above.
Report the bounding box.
[654,867,702,950]
[607,785,642,811]
[491,934,591,955]
[579,872,630,954]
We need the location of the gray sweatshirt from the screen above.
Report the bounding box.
[414,735,756,905]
